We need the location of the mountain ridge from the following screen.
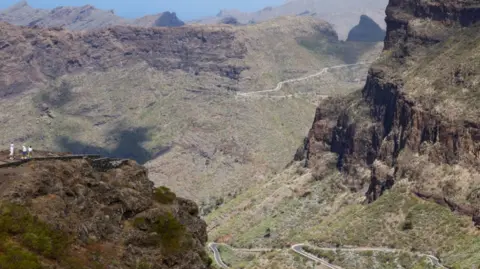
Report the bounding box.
[0,1,185,30]
[191,0,388,40]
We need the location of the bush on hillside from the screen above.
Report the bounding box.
[133,212,186,254]
[153,186,176,204]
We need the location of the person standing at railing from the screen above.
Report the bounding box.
[28,146,33,159]
[22,145,27,160]
[9,143,14,160]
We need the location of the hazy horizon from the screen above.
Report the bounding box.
[0,0,287,21]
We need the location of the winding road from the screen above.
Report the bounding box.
[209,243,229,269]
[208,243,448,269]
[210,60,449,269]
[236,62,371,99]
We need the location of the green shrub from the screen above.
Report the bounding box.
[133,212,186,254]
[199,250,213,266]
[0,204,70,259]
[152,212,186,253]
[137,260,152,269]
[0,243,42,269]
[153,187,176,204]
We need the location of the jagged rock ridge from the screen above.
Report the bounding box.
[0,1,185,30]
[306,0,480,223]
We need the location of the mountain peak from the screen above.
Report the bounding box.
[346,14,385,42]
[7,0,30,11]
[154,12,185,27]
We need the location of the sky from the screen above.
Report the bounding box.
[0,0,287,20]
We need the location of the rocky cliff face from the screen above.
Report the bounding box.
[0,1,185,30]
[0,22,246,97]
[307,0,480,222]
[0,153,211,268]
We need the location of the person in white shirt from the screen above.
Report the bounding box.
[28,146,33,159]
[9,143,14,160]
[22,145,27,160]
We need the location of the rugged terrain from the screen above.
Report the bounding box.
[0,1,184,30]
[191,0,388,40]
[0,16,382,207]
[207,0,480,268]
[0,151,211,269]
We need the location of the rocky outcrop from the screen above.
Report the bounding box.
[0,22,247,97]
[0,155,211,268]
[306,0,480,224]
[347,15,386,42]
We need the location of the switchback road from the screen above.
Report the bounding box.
[208,242,447,269]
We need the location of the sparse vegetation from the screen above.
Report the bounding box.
[307,188,480,268]
[154,186,177,204]
[0,203,70,268]
[133,212,187,254]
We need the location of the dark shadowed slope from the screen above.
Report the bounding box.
[347,15,385,42]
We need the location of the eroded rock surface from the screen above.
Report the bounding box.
[306,0,480,224]
[0,154,211,268]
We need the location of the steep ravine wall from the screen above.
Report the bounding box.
[306,0,480,223]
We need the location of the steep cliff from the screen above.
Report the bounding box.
[307,0,480,220]
[0,152,211,269]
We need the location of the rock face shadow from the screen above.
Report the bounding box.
[57,127,170,164]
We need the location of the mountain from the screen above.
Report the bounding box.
[0,1,184,30]
[0,151,211,268]
[346,14,385,42]
[0,16,382,209]
[191,0,389,40]
[207,0,480,268]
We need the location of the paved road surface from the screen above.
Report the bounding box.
[291,244,341,269]
[208,243,229,269]
[209,242,447,269]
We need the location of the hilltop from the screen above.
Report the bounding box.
[191,0,388,40]
[0,1,184,30]
[0,16,382,208]
[207,0,480,268]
